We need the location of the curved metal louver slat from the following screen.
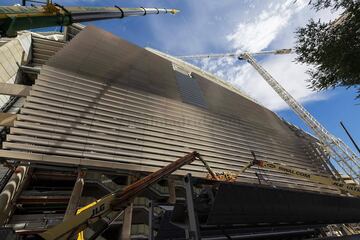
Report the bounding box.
[0,26,339,195]
[31,36,65,67]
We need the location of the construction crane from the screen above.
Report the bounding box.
[37,151,220,240]
[241,151,360,197]
[178,50,360,183]
[0,3,179,37]
[178,48,292,60]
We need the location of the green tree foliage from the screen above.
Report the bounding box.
[308,0,355,10]
[295,0,360,97]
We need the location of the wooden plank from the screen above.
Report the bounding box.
[0,83,30,96]
[0,113,16,126]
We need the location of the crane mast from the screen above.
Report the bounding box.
[241,53,359,182]
[178,50,360,182]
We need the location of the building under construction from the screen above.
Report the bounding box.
[0,11,360,240]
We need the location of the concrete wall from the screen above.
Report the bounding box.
[0,33,31,108]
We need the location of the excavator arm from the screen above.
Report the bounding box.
[39,151,200,240]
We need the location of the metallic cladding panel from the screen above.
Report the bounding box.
[46,26,181,102]
[193,72,290,134]
[174,70,207,109]
[65,24,85,41]
[0,26,337,194]
[31,37,65,66]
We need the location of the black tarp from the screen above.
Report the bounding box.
[172,182,360,227]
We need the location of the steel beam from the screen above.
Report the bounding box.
[19,65,41,74]
[17,195,70,204]
[63,169,85,221]
[121,203,133,240]
[148,201,154,240]
[184,174,201,240]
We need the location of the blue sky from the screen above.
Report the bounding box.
[2,0,359,154]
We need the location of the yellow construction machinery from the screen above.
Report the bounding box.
[32,149,360,239]
[37,151,219,240]
[241,151,360,198]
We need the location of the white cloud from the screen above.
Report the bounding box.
[146,0,264,54]
[226,0,307,52]
[199,54,328,111]
[13,0,339,112]
[196,1,340,111]
[145,0,339,111]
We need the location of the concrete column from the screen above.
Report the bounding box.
[0,166,28,225]
[63,170,85,221]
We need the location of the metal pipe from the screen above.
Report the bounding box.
[196,154,219,180]
[148,201,154,240]
[0,6,179,37]
[19,65,41,74]
[63,170,85,221]
[120,203,133,240]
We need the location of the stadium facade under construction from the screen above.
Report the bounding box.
[0,25,359,239]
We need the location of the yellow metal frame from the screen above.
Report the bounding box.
[76,201,98,240]
[242,159,360,197]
